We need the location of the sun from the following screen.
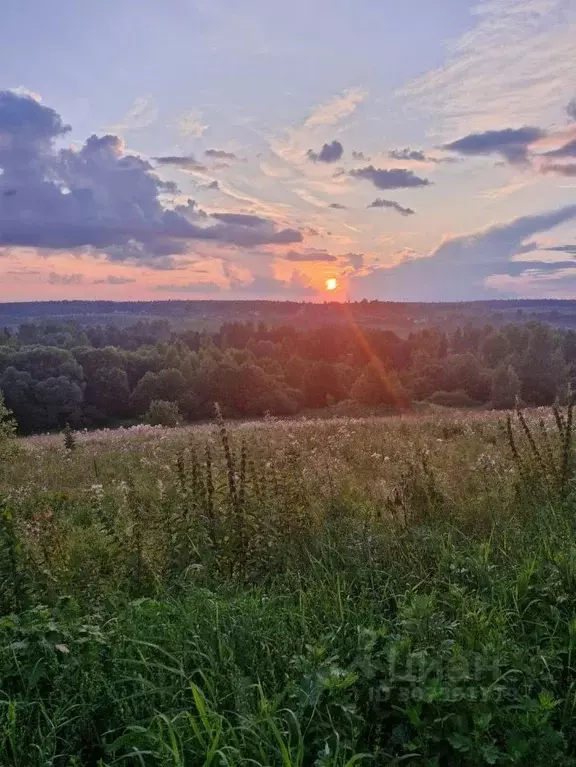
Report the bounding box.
[326,278,338,291]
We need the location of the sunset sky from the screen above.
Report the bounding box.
[1,0,576,302]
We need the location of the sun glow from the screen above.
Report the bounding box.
[326,278,338,291]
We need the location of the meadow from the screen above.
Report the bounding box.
[2,407,576,765]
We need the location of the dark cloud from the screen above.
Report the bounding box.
[545,244,576,255]
[305,227,319,236]
[93,275,137,284]
[389,148,427,162]
[48,272,83,285]
[367,198,415,216]
[443,126,545,165]
[205,149,239,161]
[389,147,455,164]
[307,140,344,163]
[200,180,220,190]
[0,91,303,263]
[543,139,576,158]
[153,155,207,171]
[351,204,576,301]
[155,281,222,293]
[284,248,337,262]
[352,150,369,161]
[232,272,315,298]
[346,252,364,271]
[211,213,268,227]
[328,202,347,209]
[349,166,430,190]
[542,163,576,177]
[567,98,576,121]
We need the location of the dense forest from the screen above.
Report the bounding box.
[0,317,573,433]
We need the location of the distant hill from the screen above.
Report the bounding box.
[3,298,576,333]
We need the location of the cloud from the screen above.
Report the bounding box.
[367,198,415,216]
[155,281,222,293]
[443,126,545,165]
[542,163,576,176]
[303,87,366,129]
[307,140,343,163]
[388,147,454,164]
[109,96,157,134]
[200,179,220,190]
[284,248,337,263]
[351,204,576,301]
[328,202,347,210]
[345,252,364,271]
[399,1,576,138]
[545,244,576,255]
[205,148,239,161]
[48,272,83,285]
[349,166,430,190]
[175,109,208,137]
[93,275,137,285]
[352,150,369,161]
[543,139,576,158]
[0,91,303,264]
[153,155,207,171]
[567,98,576,121]
[211,213,268,227]
[234,272,315,298]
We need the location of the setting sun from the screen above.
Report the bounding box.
[326,278,338,291]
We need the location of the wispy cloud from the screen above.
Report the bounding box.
[174,109,208,137]
[400,0,576,138]
[303,87,367,129]
[48,271,83,285]
[93,275,137,285]
[284,248,338,262]
[109,96,157,134]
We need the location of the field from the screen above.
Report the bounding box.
[2,408,576,765]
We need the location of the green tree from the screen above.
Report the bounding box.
[0,392,17,460]
[146,400,181,427]
[491,364,521,410]
[303,361,342,407]
[350,362,407,407]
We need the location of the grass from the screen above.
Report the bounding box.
[2,407,576,764]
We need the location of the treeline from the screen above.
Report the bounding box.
[0,318,574,433]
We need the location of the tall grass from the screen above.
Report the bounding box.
[2,408,576,764]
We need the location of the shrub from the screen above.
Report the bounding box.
[145,399,181,427]
[427,389,480,408]
[0,392,17,460]
[491,363,521,410]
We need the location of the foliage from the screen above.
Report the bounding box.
[427,389,481,408]
[145,399,181,427]
[63,422,76,451]
[491,363,521,409]
[2,407,576,762]
[0,392,17,461]
[3,317,576,434]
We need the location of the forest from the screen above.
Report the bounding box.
[0,317,574,433]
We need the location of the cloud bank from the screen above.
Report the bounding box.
[0,90,302,266]
[352,204,576,301]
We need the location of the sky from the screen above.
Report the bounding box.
[0,0,575,303]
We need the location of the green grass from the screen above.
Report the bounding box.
[2,407,576,764]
